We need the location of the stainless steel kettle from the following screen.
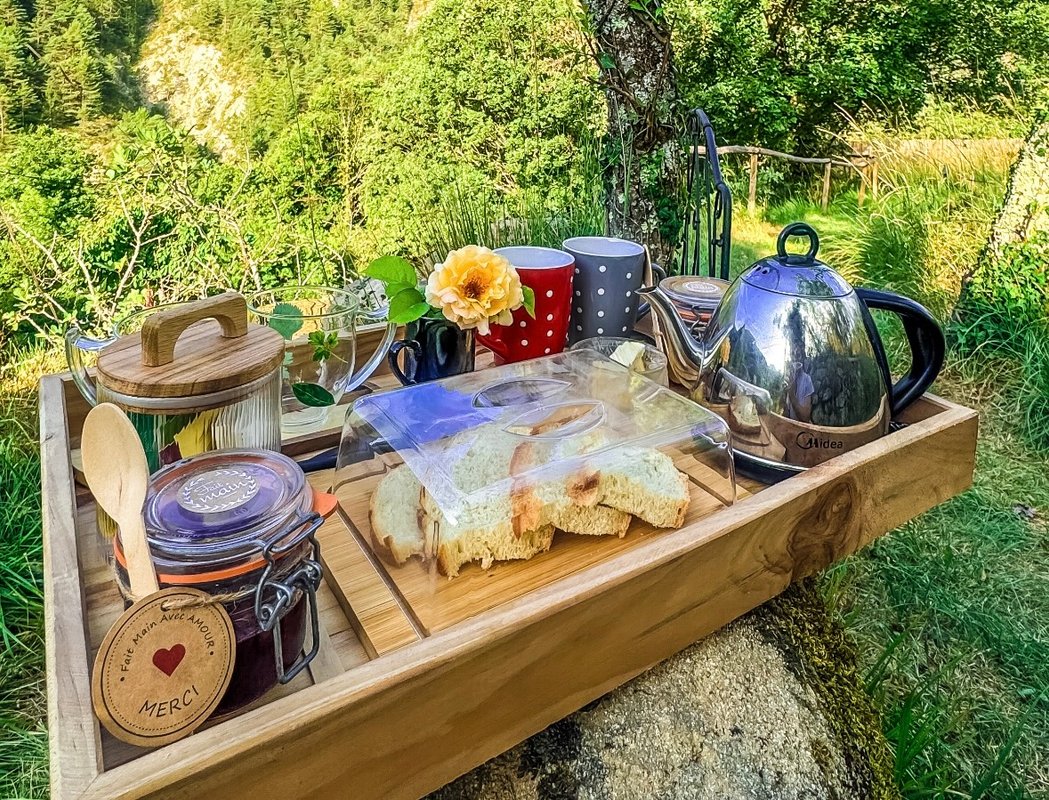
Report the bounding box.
[640,222,945,476]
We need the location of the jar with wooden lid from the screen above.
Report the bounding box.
[66,293,285,472]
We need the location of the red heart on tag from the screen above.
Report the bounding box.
[152,644,186,677]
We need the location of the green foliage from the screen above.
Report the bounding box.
[386,286,429,324]
[307,329,340,362]
[954,235,1049,355]
[0,396,46,798]
[418,184,604,267]
[290,381,335,407]
[824,403,1049,796]
[266,303,305,339]
[666,0,1049,152]
[355,0,603,255]
[364,255,417,287]
[0,0,38,137]
[521,285,535,318]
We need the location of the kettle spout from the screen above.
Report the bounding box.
[637,286,706,371]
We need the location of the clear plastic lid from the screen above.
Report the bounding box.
[341,352,733,518]
[142,449,313,574]
[332,351,735,631]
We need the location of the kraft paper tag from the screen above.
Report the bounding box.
[91,587,236,748]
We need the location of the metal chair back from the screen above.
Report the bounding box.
[679,109,732,280]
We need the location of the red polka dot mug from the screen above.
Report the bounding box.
[476,247,575,364]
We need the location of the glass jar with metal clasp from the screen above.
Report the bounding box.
[113,449,328,714]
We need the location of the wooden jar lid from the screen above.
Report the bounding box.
[97,293,285,399]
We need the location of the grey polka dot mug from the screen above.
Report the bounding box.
[563,237,665,344]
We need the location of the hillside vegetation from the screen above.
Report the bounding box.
[2,0,1048,349]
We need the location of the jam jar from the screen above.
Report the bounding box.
[113,449,324,714]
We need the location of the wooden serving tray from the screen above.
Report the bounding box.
[42,355,978,800]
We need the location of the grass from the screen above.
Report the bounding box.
[730,136,1049,797]
[824,367,1049,797]
[0,351,50,800]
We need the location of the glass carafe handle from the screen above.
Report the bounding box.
[64,327,115,406]
[345,321,396,393]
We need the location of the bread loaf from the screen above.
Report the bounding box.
[368,462,426,564]
[586,447,691,528]
[367,429,691,577]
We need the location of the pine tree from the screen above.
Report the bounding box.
[32,0,103,125]
[0,0,38,136]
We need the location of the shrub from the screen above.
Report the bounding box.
[665,0,1049,153]
[954,235,1049,355]
[355,0,603,257]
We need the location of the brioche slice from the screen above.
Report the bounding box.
[589,447,691,528]
[418,489,551,576]
[369,465,426,565]
[368,464,561,575]
[550,502,631,537]
[420,430,633,576]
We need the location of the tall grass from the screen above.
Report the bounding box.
[417,185,604,268]
[823,396,1049,797]
[0,404,47,798]
[757,121,1049,797]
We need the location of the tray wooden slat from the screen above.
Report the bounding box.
[41,377,104,800]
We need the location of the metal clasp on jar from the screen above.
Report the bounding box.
[254,509,324,684]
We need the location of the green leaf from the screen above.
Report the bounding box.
[267,302,304,339]
[364,255,417,287]
[598,52,616,71]
[423,305,447,320]
[384,281,417,299]
[521,285,536,318]
[309,330,341,362]
[388,287,430,324]
[291,382,336,408]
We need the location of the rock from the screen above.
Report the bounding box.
[428,581,897,800]
[138,11,247,157]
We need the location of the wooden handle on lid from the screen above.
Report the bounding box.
[140,292,248,367]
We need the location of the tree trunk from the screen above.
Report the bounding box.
[582,0,683,264]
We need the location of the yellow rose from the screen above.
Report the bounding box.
[425,245,525,335]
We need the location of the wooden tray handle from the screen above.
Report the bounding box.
[140,292,249,367]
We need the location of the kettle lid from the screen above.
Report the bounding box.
[742,222,854,298]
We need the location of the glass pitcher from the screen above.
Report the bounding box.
[246,286,396,431]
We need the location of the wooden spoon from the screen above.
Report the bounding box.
[81,403,160,597]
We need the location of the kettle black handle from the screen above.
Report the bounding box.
[856,287,945,416]
[777,222,820,263]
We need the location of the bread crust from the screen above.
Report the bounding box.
[368,466,425,566]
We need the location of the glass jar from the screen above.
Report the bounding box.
[115,449,324,714]
[98,371,282,473]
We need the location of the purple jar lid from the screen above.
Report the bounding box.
[143,449,312,573]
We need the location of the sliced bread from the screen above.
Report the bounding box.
[587,446,691,528]
[368,464,426,565]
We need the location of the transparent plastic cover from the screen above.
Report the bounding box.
[332,351,734,629]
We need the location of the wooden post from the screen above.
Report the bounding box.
[857,163,867,207]
[821,161,832,211]
[748,151,758,215]
[871,158,879,200]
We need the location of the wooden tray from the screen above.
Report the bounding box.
[42,356,978,800]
